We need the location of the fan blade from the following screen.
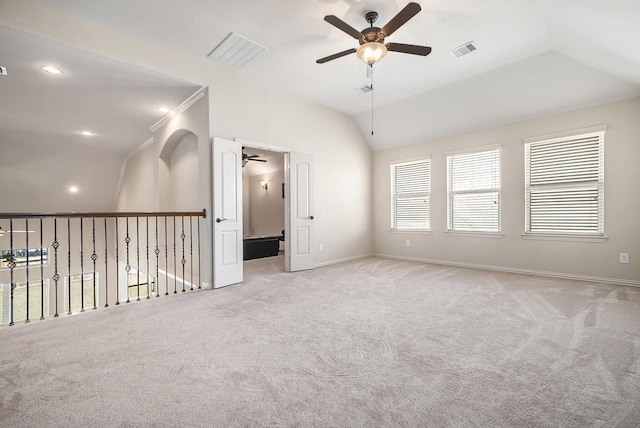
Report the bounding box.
[386,43,431,56]
[381,2,422,37]
[316,48,357,64]
[250,159,267,163]
[324,15,363,39]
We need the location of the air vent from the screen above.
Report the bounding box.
[354,85,373,94]
[207,32,266,68]
[449,42,477,58]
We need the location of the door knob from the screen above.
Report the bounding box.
[216,218,227,223]
[309,216,314,220]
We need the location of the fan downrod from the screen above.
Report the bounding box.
[365,11,378,26]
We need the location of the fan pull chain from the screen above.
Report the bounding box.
[370,67,374,135]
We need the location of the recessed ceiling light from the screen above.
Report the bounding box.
[69,186,79,193]
[157,107,171,113]
[81,130,94,136]
[41,65,63,75]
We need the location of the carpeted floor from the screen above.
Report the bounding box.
[1,256,639,427]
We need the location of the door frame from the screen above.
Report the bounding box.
[234,138,292,272]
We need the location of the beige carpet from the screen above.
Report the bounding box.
[1,256,639,427]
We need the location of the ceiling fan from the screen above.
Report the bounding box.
[242,148,267,168]
[0,226,34,238]
[317,2,431,66]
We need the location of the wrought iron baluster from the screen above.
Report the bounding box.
[136,216,140,301]
[198,216,201,289]
[146,217,150,299]
[52,218,59,317]
[40,218,45,320]
[67,218,72,315]
[104,218,109,307]
[25,218,30,323]
[189,216,193,291]
[9,219,15,326]
[155,216,160,298]
[173,216,177,294]
[80,218,85,313]
[181,216,186,293]
[91,218,97,310]
[115,218,120,305]
[125,217,131,303]
[164,217,168,296]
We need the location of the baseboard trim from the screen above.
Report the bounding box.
[314,253,374,268]
[373,253,640,288]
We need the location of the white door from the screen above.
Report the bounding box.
[212,137,243,287]
[285,152,315,272]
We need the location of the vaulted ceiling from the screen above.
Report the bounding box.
[1,0,639,211]
[23,0,640,149]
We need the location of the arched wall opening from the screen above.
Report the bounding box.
[158,129,200,211]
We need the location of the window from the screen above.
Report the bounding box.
[64,273,98,313]
[390,158,430,230]
[127,267,153,300]
[1,248,48,269]
[524,127,605,238]
[447,147,501,233]
[1,280,49,325]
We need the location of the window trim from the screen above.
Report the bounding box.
[390,156,431,232]
[523,125,606,242]
[446,144,502,234]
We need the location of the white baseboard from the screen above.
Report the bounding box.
[314,253,374,268]
[374,253,640,288]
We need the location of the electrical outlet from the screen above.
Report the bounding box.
[405,240,411,247]
[619,253,629,264]
[319,243,323,252]
[0,66,7,76]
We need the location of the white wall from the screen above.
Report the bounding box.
[113,143,156,212]
[169,133,199,211]
[0,2,374,267]
[210,70,373,264]
[373,97,640,284]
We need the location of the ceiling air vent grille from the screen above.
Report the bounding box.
[208,32,266,68]
[449,42,476,58]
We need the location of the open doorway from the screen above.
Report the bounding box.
[242,147,285,270]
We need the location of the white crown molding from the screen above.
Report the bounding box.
[150,87,208,133]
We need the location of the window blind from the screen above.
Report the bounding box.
[447,148,501,232]
[391,159,430,230]
[525,132,604,234]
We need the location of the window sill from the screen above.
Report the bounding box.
[522,233,607,243]
[389,229,432,234]
[445,231,504,239]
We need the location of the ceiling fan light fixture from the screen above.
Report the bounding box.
[357,42,387,66]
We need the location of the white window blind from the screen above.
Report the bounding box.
[447,148,501,232]
[391,159,430,230]
[525,131,604,235]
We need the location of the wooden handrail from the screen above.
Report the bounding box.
[0,209,206,220]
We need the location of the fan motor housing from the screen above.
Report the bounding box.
[360,27,385,44]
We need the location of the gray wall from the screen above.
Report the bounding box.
[373,97,640,284]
